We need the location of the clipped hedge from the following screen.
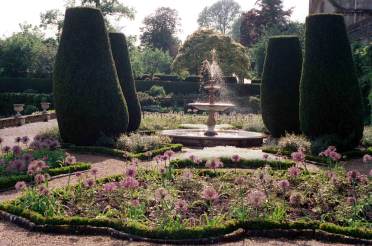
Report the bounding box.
[0,93,53,117]
[170,157,294,170]
[300,14,364,151]
[261,36,302,137]
[110,32,142,132]
[53,7,129,145]
[64,144,183,161]
[0,77,52,93]
[0,162,90,190]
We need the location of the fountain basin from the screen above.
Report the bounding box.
[161,129,265,148]
[188,102,235,112]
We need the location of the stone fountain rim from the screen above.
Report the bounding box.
[161,129,265,140]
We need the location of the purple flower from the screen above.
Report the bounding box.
[277,179,290,191]
[291,149,305,163]
[154,155,162,164]
[164,150,175,159]
[369,169,372,177]
[347,170,361,183]
[38,185,50,196]
[246,190,267,208]
[189,155,202,165]
[34,174,46,184]
[84,178,96,188]
[10,159,26,172]
[205,158,223,169]
[234,176,245,186]
[155,187,169,201]
[131,199,140,207]
[319,146,341,161]
[363,154,372,163]
[346,196,356,206]
[103,182,117,192]
[15,181,27,191]
[125,165,137,177]
[12,145,22,156]
[2,145,11,153]
[231,154,241,163]
[22,153,33,163]
[175,199,188,213]
[201,186,219,201]
[65,155,76,165]
[120,177,139,189]
[48,140,60,150]
[15,137,22,143]
[263,154,269,160]
[288,166,301,177]
[21,136,30,144]
[159,167,166,175]
[181,169,193,180]
[90,168,98,176]
[75,172,82,178]
[289,192,303,206]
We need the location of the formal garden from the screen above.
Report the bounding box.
[0,0,371,245]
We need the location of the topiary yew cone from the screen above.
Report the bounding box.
[261,35,302,137]
[109,32,142,132]
[53,7,129,145]
[300,14,363,150]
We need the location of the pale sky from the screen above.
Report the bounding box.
[0,0,309,40]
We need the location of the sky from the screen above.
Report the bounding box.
[0,0,309,40]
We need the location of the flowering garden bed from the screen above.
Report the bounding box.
[0,136,90,190]
[1,160,371,243]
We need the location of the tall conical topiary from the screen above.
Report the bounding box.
[261,36,302,137]
[300,14,363,150]
[53,7,129,145]
[109,32,142,132]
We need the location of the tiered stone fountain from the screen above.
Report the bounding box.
[161,50,264,147]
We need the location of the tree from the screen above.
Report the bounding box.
[300,14,363,151]
[261,36,302,137]
[197,0,241,34]
[240,0,292,47]
[140,7,180,57]
[0,24,57,77]
[172,29,249,82]
[54,7,129,145]
[109,32,142,132]
[140,48,173,78]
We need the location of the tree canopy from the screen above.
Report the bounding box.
[172,29,249,81]
[197,0,241,35]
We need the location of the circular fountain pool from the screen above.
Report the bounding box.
[161,129,265,147]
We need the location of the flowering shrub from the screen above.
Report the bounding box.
[278,133,311,153]
[116,133,171,153]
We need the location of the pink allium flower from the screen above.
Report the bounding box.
[15,137,22,143]
[35,160,48,169]
[246,190,267,208]
[326,171,337,179]
[131,159,138,166]
[65,155,76,165]
[2,145,11,153]
[34,174,46,184]
[22,153,33,163]
[27,161,41,175]
[205,158,223,169]
[234,176,245,186]
[363,154,372,163]
[288,166,301,177]
[289,192,303,206]
[263,154,269,160]
[277,179,290,191]
[175,199,188,213]
[182,169,193,180]
[15,181,27,191]
[347,170,361,183]
[369,169,372,177]
[231,154,241,163]
[329,151,341,161]
[155,187,169,201]
[84,178,96,188]
[103,182,117,192]
[11,159,26,172]
[21,136,30,144]
[291,149,305,163]
[189,155,202,165]
[319,146,341,161]
[125,165,137,177]
[12,145,22,156]
[48,140,60,150]
[131,199,140,207]
[164,150,175,159]
[120,177,139,189]
[159,167,166,175]
[154,155,162,164]
[346,196,356,206]
[75,172,82,178]
[357,175,368,184]
[90,168,98,176]
[38,185,50,196]
[201,186,219,201]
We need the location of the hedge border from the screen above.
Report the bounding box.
[0,162,90,190]
[170,158,294,170]
[63,144,183,161]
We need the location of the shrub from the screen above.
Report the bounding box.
[35,127,61,141]
[300,14,363,150]
[362,126,372,147]
[110,33,142,132]
[310,134,353,155]
[261,36,302,137]
[0,77,52,93]
[116,133,171,153]
[148,85,166,97]
[278,133,311,153]
[0,93,53,117]
[53,7,129,146]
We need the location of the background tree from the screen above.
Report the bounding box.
[140,48,173,78]
[140,7,180,57]
[197,0,241,34]
[240,0,292,47]
[172,29,249,82]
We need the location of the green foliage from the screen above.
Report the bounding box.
[362,126,372,146]
[140,48,173,78]
[53,7,129,145]
[277,133,311,153]
[300,14,364,151]
[148,85,166,97]
[0,77,52,93]
[172,29,250,81]
[261,36,302,137]
[0,93,53,117]
[116,133,171,153]
[110,33,142,132]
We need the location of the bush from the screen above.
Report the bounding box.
[223,76,238,84]
[183,75,202,82]
[148,85,166,97]
[110,33,142,132]
[278,133,311,153]
[0,77,52,93]
[53,7,129,146]
[261,36,302,137]
[153,74,180,81]
[300,14,364,150]
[116,133,171,153]
[310,134,354,155]
[362,126,372,147]
[0,93,53,117]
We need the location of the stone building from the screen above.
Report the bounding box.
[309,0,372,41]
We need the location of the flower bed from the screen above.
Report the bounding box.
[1,164,371,242]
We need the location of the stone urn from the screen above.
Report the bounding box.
[13,104,24,117]
[40,102,50,114]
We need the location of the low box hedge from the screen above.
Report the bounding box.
[0,77,52,93]
[0,162,90,190]
[170,157,294,170]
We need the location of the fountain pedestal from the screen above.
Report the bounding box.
[205,110,217,136]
